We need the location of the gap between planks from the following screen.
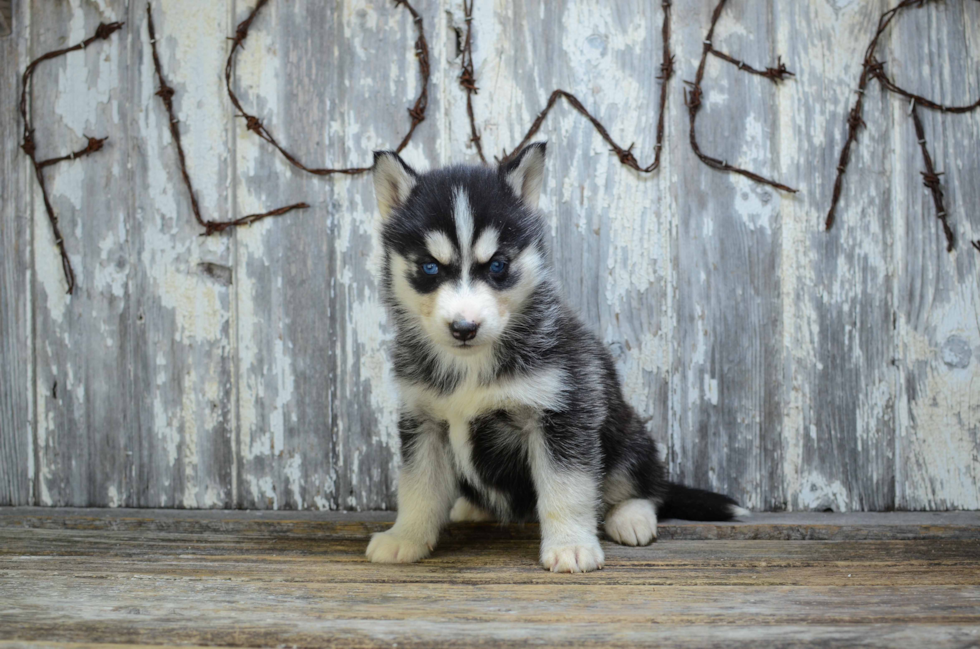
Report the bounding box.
[1,507,979,540]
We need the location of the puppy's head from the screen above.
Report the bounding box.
[373,144,549,356]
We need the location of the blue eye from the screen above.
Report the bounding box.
[421,262,439,275]
[489,259,508,275]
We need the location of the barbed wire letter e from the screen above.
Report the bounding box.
[685,0,797,194]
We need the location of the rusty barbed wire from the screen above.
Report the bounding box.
[910,104,955,251]
[20,20,125,295]
[25,0,979,303]
[709,51,794,85]
[37,136,108,170]
[146,3,308,236]
[225,0,430,177]
[490,1,673,170]
[685,0,798,194]
[826,0,980,252]
[459,0,486,164]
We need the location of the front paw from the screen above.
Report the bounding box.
[540,539,605,573]
[366,530,432,564]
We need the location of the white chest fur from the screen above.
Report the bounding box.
[399,365,567,496]
[403,365,566,424]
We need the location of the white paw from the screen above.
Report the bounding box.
[604,498,658,546]
[540,539,605,573]
[449,497,494,522]
[365,530,431,564]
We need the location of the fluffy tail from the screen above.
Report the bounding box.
[657,483,749,522]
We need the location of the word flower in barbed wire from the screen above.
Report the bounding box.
[21,0,980,297]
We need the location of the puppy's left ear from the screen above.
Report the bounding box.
[373,151,418,220]
[500,142,546,209]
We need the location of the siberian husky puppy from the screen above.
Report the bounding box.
[366,143,746,572]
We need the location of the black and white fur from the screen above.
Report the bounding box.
[366,144,747,573]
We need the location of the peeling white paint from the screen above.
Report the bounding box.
[703,374,719,406]
[270,338,296,455]
[57,0,119,141]
[799,473,849,512]
[34,201,71,324]
[284,453,303,508]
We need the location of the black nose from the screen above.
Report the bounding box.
[450,320,480,341]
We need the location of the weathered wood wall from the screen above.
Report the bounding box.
[1,0,977,511]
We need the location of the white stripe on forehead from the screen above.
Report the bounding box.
[473,227,499,264]
[425,231,455,265]
[452,186,474,254]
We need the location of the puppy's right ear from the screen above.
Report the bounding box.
[372,151,417,220]
[500,142,546,209]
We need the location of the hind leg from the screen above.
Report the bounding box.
[449,496,494,522]
[604,498,658,546]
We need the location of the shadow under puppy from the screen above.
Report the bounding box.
[367,143,746,573]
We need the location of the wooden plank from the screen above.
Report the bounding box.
[0,513,978,648]
[774,0,898,511]
[448,0,674,472]
[668,2,785,510]
[325,0,446,510]
[0,0,32,505]
[28,1,138,506]
[2,577,979,626]
[891,0,980,509]
[129,0,237,508]
[3,629,980,649]
[2,530,980,587]
[230,0,344,510]
[232,0,446,509]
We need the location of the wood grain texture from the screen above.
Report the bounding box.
[774,0,900,512]
[1,511,979,648]
[232,0,447,510]
[0,0,32,506]
[231,0,344,511]
[130,1,237,508]
[890,0,980,510]
[28,1,137,507]
[1,0,979,511]
[668,1,786,511]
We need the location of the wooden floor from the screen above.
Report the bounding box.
[1,509,979,648]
